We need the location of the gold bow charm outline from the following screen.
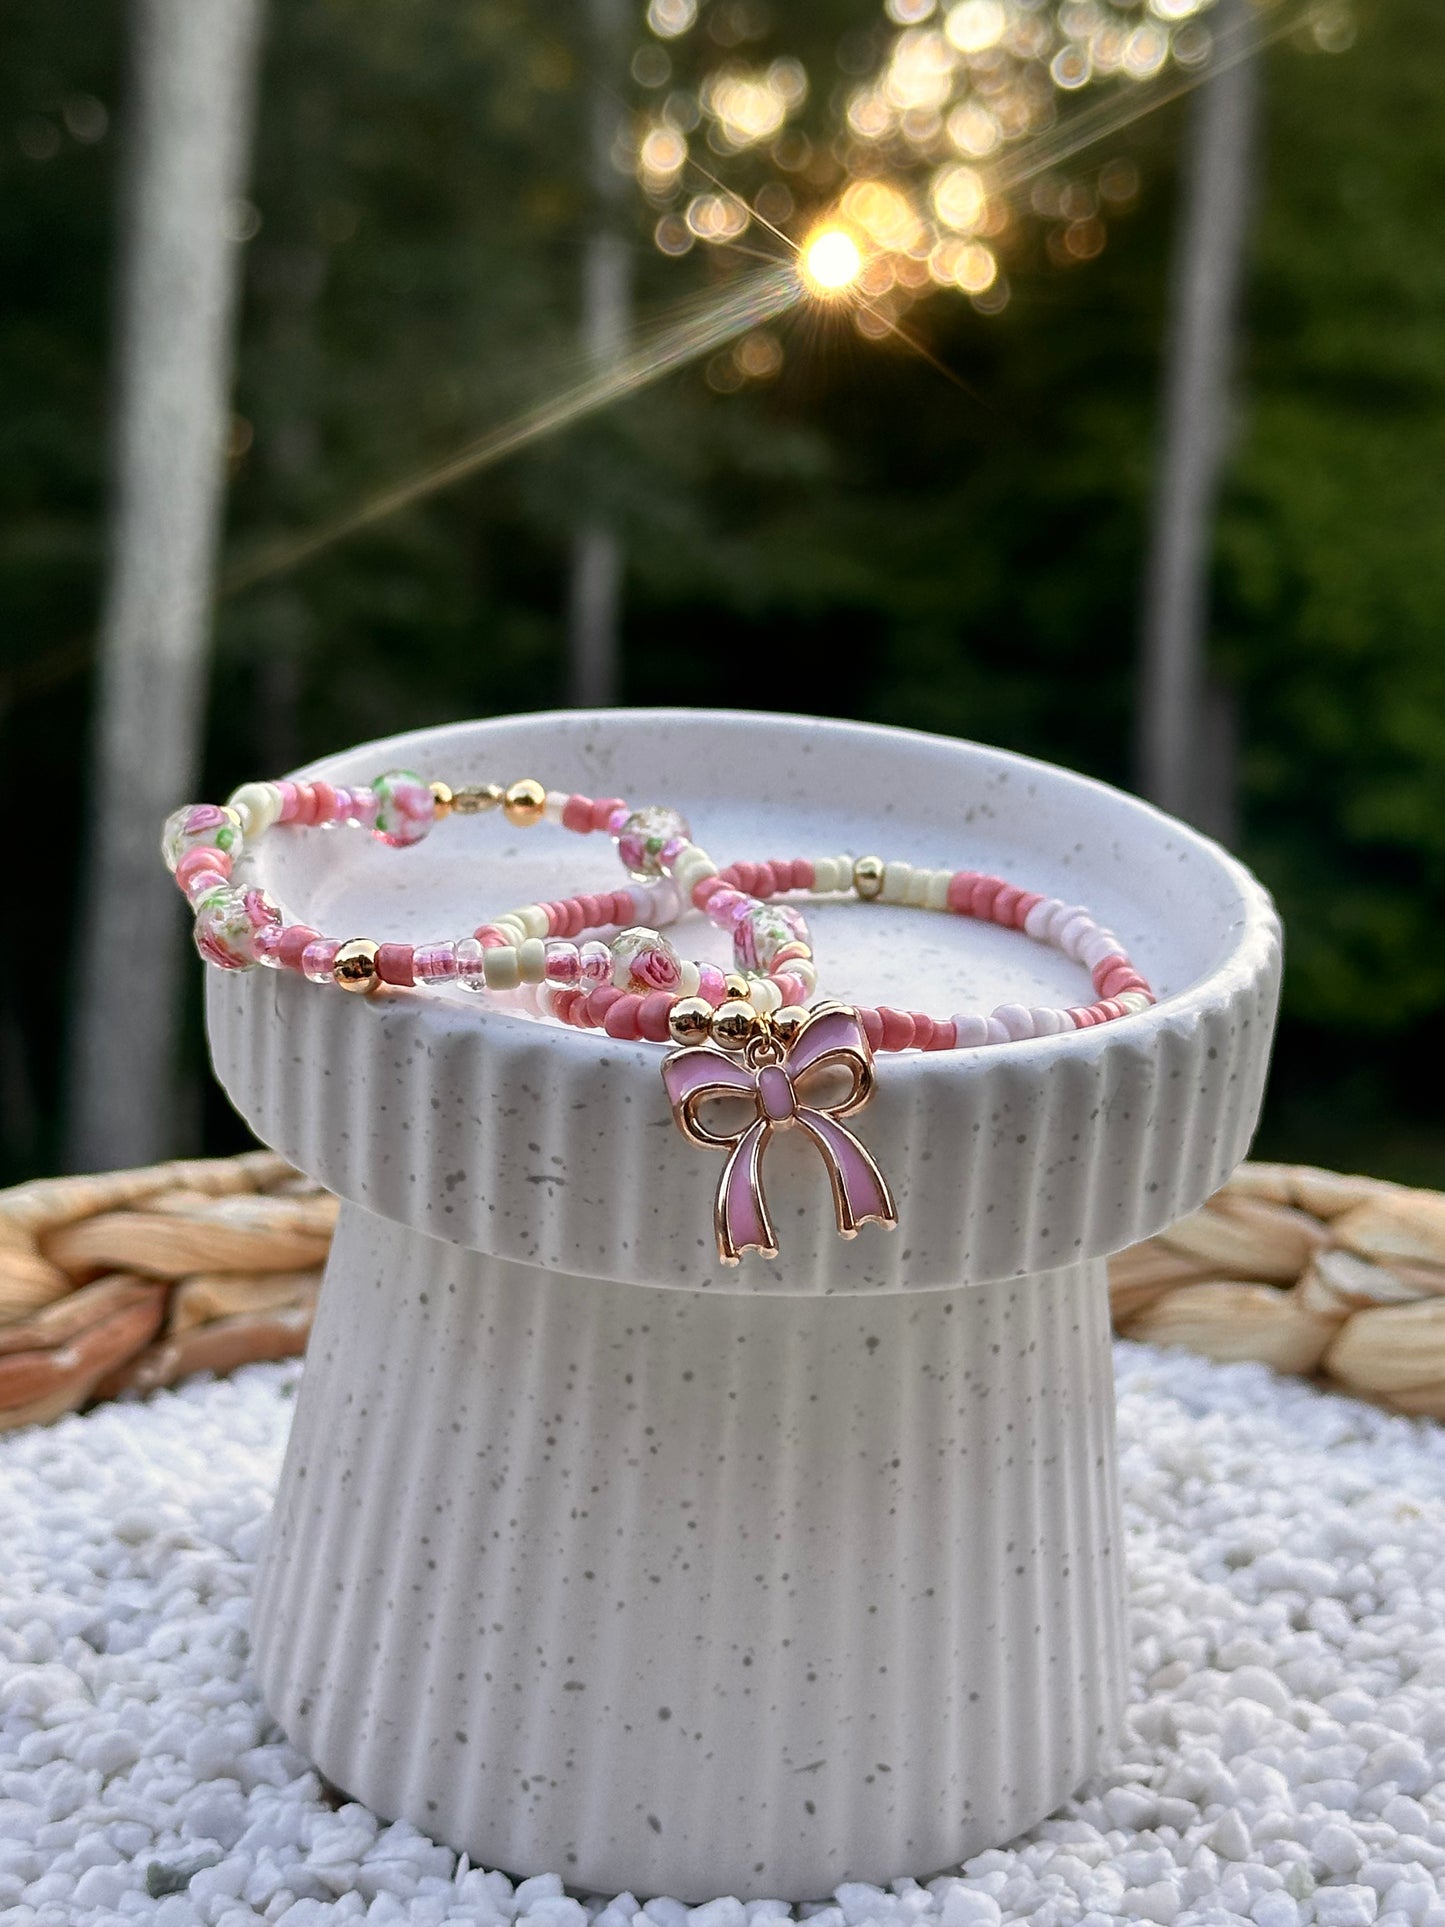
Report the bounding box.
[661,1002,898,1265]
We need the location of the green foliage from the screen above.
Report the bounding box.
[0,0,1441,1182]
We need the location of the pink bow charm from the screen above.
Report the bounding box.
[662,1002,898,1265]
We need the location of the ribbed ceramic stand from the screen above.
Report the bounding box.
[206,709,1281,1902]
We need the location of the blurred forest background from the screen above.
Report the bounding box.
[3,0,1444,1185]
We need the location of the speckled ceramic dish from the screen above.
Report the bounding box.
[208,709,1281,1900]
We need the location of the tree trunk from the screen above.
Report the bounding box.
[1136,0,1259,843]
[65,0,267,1172]
[566,0,632,708]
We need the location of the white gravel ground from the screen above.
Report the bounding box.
[1,1346,1444,1927]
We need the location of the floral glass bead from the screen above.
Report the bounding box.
[192,885,279,971]
[615,805,691,881]
[609,925,684,994]
[161,803,242,873]
[371,769,436,848]
[733,901,810,974]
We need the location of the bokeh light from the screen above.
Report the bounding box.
[631,0,1349,334]
[800,226,865,295]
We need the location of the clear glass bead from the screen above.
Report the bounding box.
[615,805,692,880]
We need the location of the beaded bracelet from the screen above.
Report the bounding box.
[508,848,1151,1265]
[164,775,1155,1269]
[161,775,759,996]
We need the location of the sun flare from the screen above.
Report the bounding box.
[799,225,864,296]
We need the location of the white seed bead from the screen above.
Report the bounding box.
[811,855,838,892]
[1029,1006,1069,1036]
[992,1003,1036,1041]
[678,959,701,998]
[881,861,913,904]
[1117,989,1152,1015]
[543,789,569,824]
[484,946,521,990]
[952,1013,989,1049]
[1023,898,1059,941]
[984,1016,1011,1045]
[1057,913,1096,962]
[517,938,547,984]
[751,977,781,1015]
[790,958,818,996]
[924,869,951,910]
[228,781,281,840]
[905,868,931,908]
[495,915,528,945]
[1048,902,1090,942]
[516,905,549,940]
[1081,932,1126,970]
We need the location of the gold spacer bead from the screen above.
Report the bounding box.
[723,970,752,1003]
[503,778,547,828]
[429,780,455,819]
[668,995,715,1047]
[451,782,505,815]
[770,1004,811,1049]
[853,855,885,901]
[333,938,382,995]
[711,998,760,1051]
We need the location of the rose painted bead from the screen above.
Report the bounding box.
[193,885,278,971]
[371,769,436,848]
[609,925,684,994]
[161,803,243,873]
[616,805,692,881]
[733,901,810,974]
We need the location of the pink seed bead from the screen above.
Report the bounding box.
[276,780,301,822]
[563,793,593,834]
[947,871,982,914]
[638,992,674,1042]
[991,884,1026,926]
[910,1011,935,1049]
[1011,890,1045,930]
[302,938,340,981]
[859,1008,884,1051]
[604,993,644,1040]
[927,1019,956,1050]
[878,1007,914,1053]
[969,876,1005,919]
[278,926,318,971]
[413,942,457,983]
[476,926,509,949]
[591,797,626,832]
[310,781,339,824]
[692,876,724,909]
[579,941,612,985]
[174,846,229,892]
[377,943,415,987]
[545,941,580,985]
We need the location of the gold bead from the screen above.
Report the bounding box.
[711,998,760,1051]
[668,995,714,1047]
[429,780,455,819]
[853,855,885,901]
[452,782,505,815]
[332,938,381,994]
[771,1004,811,1049]
[723,971,752,1003]
[503,778,547,828]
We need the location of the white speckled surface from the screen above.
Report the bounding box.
[207,708,1282,1294]
[203,709,1282,1899]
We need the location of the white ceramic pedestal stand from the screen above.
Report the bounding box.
[207,709,1281,1903]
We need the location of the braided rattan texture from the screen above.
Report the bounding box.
[3,1154,1442,1429]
